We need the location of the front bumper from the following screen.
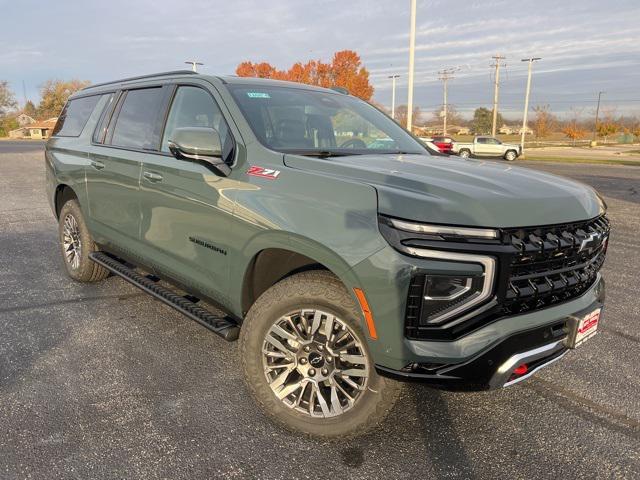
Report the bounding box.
[375,282,604,390]
[350,244,605,389]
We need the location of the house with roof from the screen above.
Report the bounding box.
[27,118,58,139]
[16,114,36,127]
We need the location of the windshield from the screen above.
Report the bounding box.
[227,84,427,157]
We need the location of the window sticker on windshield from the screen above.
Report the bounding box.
[247,92,270,99]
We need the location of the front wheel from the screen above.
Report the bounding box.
[239,271,401,438]
[504,150,517,161]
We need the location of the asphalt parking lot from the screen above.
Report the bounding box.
[1,140,639,479]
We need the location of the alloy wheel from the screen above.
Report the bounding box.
[262,309,369,418]
[62,213,82,270]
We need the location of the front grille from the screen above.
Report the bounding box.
[401,215,609,340]
[502,216,609,315]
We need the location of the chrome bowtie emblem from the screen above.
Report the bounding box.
[578,232,601,252]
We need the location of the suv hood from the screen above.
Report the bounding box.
[284,154,605,227]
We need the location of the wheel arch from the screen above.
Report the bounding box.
[54,184,80,219]
[237,235,361,318]
[504,149,518,160]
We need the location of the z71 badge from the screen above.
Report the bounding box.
[246,166,281,179]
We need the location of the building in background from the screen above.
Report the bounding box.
[27,118,57,139]
[16,114,36,127]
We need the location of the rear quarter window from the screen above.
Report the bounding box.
[53,95,102,137]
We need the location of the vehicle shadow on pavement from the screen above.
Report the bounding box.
[333,383,477,478]
[406,384,477,478]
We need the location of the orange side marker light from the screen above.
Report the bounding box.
[353,288,378,340]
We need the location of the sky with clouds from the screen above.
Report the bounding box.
[2,0,639,119]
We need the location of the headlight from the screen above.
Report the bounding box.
[406,248,496,325]
[389,218,498,239]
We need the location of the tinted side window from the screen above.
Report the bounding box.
[476,138,487,144]
[53,95,102,137]
[161,86,234,163]
[110,88,164,149]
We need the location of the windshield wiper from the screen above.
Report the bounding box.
[285,150,363,158]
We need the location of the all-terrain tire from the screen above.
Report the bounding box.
[239,270,402,438]
[58,199,109,282]
[459,149,471,158]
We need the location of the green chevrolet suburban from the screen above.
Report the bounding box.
[46,71,609,437]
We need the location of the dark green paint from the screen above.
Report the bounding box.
[46,72,605,370]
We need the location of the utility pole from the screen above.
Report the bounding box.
[185,61,203,72]
[490,54,506,137]
[388,74,400,119]
[406,0,417,132]
[592,91,605,142]
[22,80,27,107]
[520,57,541,156]
[438,68,457,135]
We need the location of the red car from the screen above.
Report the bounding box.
[431,136,454,154]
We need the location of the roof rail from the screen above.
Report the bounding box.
[330,86,349,95]
[82,70,198,90]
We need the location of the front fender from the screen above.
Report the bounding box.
[227,229,368,318]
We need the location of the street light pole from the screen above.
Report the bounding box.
[520,57,541,156]
[388,75,400,119]
[406,0,417,132]
[592,91,605,142]
[185,61,203,72]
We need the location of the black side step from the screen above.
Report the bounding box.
[89,252,240,341]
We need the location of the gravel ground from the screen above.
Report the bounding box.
[1,145,638,479]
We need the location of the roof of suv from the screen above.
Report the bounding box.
[77,71,342,97]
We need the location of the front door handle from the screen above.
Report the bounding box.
[90,160,105,170]
[143,171,163,182]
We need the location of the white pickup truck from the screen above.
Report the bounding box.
[451,136,522,161]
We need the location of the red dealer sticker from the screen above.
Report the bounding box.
[247,166,281,179]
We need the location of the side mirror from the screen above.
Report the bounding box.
[168,127,231,176]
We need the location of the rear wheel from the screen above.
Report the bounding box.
[459,149,471,158]
[239,271,401,438]
[58,199,109,282]
[504,150,517,161]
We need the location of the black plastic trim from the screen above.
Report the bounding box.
[89,252,240,341]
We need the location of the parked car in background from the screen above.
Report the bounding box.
[430,136,454,154]
[419,136,453,155]
[452,136,522,161]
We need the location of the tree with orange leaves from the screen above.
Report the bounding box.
[235,50,374,101]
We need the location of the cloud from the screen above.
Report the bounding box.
[0,0,637,117]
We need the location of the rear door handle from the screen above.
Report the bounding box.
[90,160,105,170]
[143,171,163,182]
